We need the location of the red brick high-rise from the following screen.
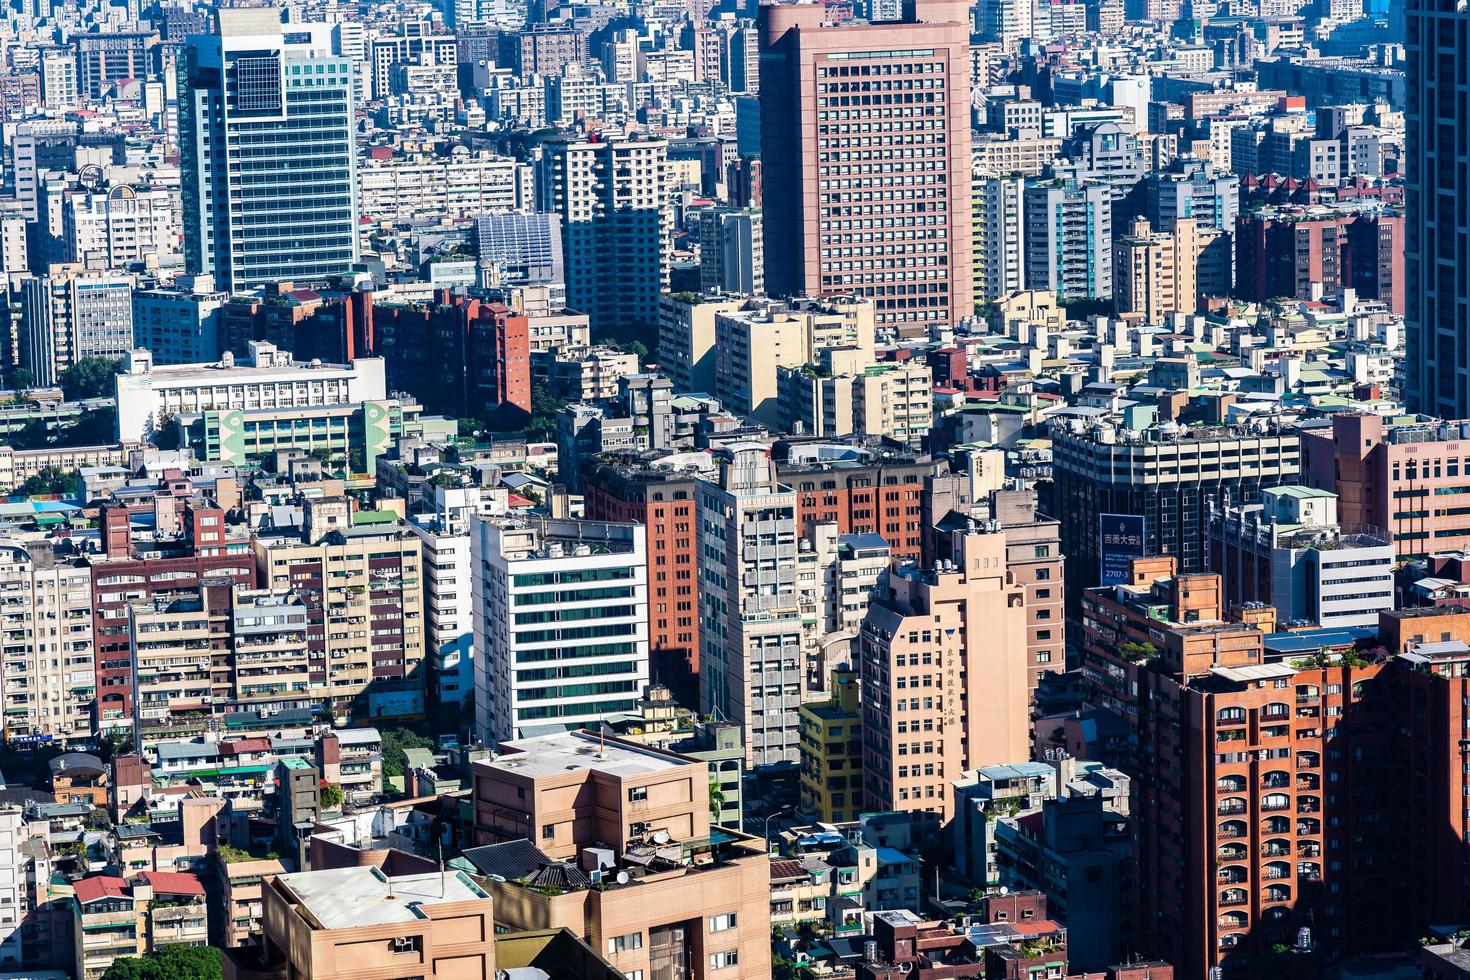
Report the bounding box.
[1234,206,1404,313]
[774,443,932,562]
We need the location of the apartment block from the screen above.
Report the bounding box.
[798,664,864,823]
[230,867,496,979]
[778,351,934,447]
[697,444,806,769]
[1024,179,1113,301]
[0,540,95,745]
[971,172,1025,304]
[254,499,426,724]
[359,147,523,224]
[714,296,876,428]
[472,518,649,744]
[1208,486,1394,629]
[777,444,931,563]
[218,856,287,949]
[1080,560,1399,976]
[18,268,134,388]
[73,873,209,980]
[860,525,1030,827]
[1112,217,1201,322]
[535,136,670,334]
[1235,205,1404,313]
[658,294,748,395]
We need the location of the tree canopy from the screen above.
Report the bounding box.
[59,357,125,401]
[101,944,222,980]
[15,466,82,497]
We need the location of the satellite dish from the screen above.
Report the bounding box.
[615,871,630,885]
[998,886,1008,896]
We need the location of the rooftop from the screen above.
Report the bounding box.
[274,866,488,930]
[482,731,690,781]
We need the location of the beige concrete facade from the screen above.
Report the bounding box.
[472,731,711,857]
[1113,216,1201,322]
[859,527,1029,825]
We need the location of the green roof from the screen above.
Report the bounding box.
[353,509,398,526]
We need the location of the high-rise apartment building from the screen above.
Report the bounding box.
[254,498,426,724]
[1404,0,1470,417]
[1080,560,1402,976]
[0,540,95,746]
[131,275,227,366]
[697,444,806,769]
[859,523,1030,828]
[658,293,747,395]
[698,208,765,296]
[1025,179,1114,301]
[760,1,974,339]
[536,136,670,334]
[471,518,649,745]
[1235,205,1404,313]
[1112,217,1200,322]
[179,9,359,293]
[19,269,134,387]
[972,172,1025,303]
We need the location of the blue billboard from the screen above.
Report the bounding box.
[1099,513,1147,585]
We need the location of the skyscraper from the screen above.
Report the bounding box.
[1404,0,1470,417]
[759,0,973,339]
[179,8,359,294]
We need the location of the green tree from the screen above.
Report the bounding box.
[1117,640,1159,664]
[524,380,566,443]
[15,466,82,497]
[379,726,433,781]
[9,368,34,395]
[320,783,344,809]
[59,357,125,401]
[102,944,222,980]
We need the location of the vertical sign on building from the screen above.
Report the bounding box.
[1099,513,1147,585]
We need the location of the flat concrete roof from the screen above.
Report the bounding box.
[484,731,689,781]
[276,867,487,930]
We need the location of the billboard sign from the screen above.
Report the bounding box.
[1099,513,1147,585]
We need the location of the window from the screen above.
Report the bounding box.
[541,824,555,840]
[710,951,739,969]
[608,932,643,954]
[628,786,648,802]
[709,913,738,932]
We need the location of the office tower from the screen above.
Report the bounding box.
[19,269,134,387]
[1208,486,1394,629]
[1025,179,1113,301]
[254,498,425,724]
[1404,0,1470,416]
[760,1,974,339]
[583,458,703,702]
[535,136,670,334]
[179,8,359,294]
[1235,206,1404,313]
[1112,217,1200,321]
[698,208,765,296]
[1049,418,1301,604]
[131,275,226,365]
[972,172,1025,303]
[658,293,748,394]
[859,522,1030,828]
[471,518,649,744]
[697,444,805,769]
[73,31,157,98]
